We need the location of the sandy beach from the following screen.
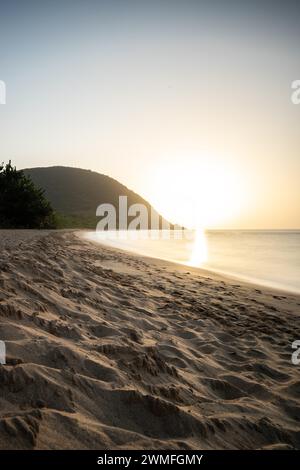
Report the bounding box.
[0,229,300,450]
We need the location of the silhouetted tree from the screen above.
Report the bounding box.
[0,161,56,228]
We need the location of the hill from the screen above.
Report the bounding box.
[24,166,170,229]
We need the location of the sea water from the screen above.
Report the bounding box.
[86,230,300,294]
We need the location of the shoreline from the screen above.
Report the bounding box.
[82,231,300,298]
[0,230,300,449]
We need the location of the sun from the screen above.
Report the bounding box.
[150,155,246,229]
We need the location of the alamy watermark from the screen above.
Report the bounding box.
[96,195,192,240]
[291,80,300,104]
[292,340,300,365]
[0,80,6,104]
[0,341,6,364]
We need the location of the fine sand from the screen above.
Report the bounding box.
[0,230,300,449]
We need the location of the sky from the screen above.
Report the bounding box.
[0,0,299,229]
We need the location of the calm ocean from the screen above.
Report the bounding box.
[87,230,300,294]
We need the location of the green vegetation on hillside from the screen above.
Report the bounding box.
[0,161,57,229]
[54,213,97,229]
[25,166,171,229]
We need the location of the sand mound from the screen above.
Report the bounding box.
[0,230,300,449]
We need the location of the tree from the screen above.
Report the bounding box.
[0,161,57,228]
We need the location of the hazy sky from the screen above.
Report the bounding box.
[0,0,299,228]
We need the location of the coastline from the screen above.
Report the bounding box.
[84,230,300,297]
[0,230,300,449]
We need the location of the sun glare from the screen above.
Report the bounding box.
[151,156,246,230]
[188,227,208,267]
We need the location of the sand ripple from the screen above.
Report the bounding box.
[0,230,300,449]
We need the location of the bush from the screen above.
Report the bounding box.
[0,161,57,229]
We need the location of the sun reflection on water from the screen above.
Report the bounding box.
[188,228,208,266]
